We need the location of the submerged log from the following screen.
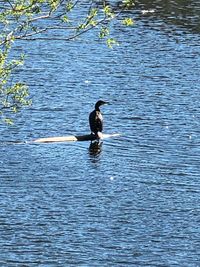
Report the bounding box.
[32,133,120,143]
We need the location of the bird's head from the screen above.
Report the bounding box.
[95,100,109,110]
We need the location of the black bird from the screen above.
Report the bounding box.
[89,100,109,139]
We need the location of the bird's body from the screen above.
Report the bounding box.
[89,100,109,139]
[89,110,103,133]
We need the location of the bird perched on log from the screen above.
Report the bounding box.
[89,100,109,139]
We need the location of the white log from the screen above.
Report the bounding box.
[32,133,120,143]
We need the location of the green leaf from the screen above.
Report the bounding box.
[62,15,70,23]
[122,17,134,26]
[103,5,115,19]
[106,38,119,49]
[99,27,110,39]
[122,0,135,8]
[66,1,73,12]
[3,118,13,125]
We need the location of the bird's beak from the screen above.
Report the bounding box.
[104,101,110,105]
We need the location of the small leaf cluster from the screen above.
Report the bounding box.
[0,46,31,123]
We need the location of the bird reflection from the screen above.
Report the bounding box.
[88,141,103,157]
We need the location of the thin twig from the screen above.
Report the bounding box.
[16,15,109,41]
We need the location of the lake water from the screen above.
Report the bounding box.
[1,1,200,266]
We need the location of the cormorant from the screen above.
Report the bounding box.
[89,100,109,139]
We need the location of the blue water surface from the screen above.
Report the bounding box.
[0,1,200,266]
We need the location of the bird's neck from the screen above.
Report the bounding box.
[95,106,100,111]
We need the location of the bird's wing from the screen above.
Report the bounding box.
[96,111,103,132]
[89,110,103,133]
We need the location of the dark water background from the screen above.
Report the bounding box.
[1,1,200,266]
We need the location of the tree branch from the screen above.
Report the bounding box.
[14,14,110,42]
